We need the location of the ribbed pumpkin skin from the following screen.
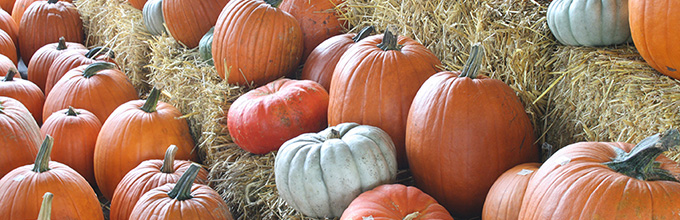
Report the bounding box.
[40,108,101,185]
[0,9,17,48]
[162,0,228,48]
[279,0,345,60]
[109,159,209,220]
[130,183,233,219]
[328,34,441,169]
[11,0,72,26]
[127,0,146,10]
[405,72,538,218]
[482,163,540,220]
[213,0,303,86]
[547,0,631,46]
[27,39,86,92]
[340,184,454,220]
[0,29,16,64]
[0,1,14,14]
[0,161,103,219]
[142,0,165,36]
[0,54,14,76]
[629,0,680,79]
[0,97,40,177]
[42,64,138,123]
[0,71,44,122]
[518,142,680,219]
[18,0,83,64]
[300,32,356,91]
[44,48,116,96]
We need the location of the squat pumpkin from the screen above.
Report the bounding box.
[0,68,44,123]
[340,184,454,220]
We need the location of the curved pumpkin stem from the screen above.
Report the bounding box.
[47,0,57,3]
[2,68,17,81]
[352,26,375,43]
[33,135,54,173]
[168,163,201,201]
[459,43,484,79]
[65,106,79,116]
[160,145,178,173]
[264,0,283,7]
[326,129,341,139]
[83,62,116,78]
[56,37,67,50]
[37,192,53,220]
[141,87,161,113]
[604,129,680,182]
[84,47,115,59]
[377,28,401,51]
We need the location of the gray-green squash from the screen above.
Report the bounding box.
[199,27,214,65]
[142,0,166,36]
[547,0,632,46]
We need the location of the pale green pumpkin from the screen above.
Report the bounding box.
[142,0,165,36]
[547,0,631,46]
[199,27,214,65]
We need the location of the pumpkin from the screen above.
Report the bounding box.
[127,0,146,10]
[300,26,374,91]
[0,136,104,219]
[162,0,228,48]
[212,0,303,86]
[142,0,165,36]
[0,28,16,64]
[18,0,82,64]
[629,0,680,79]
[27,37,86,92]
[227,78,328,154]
[279,0,346,60]
[42,62,138,123]
[0,96,40,177]
[0,1,14,14]
[518,129,680,219]
[482,163,541,220]
[11,0,72,26]
[328,29,441,169]
[547,0,631,46]
[129,163,234,219]
[340,184,454,220]
[405,44,538,218]
[275,122,398,218]
[198,26,213,65]
[0,9,17,48]
[0,68,44,123]
[110,145,209,220]
[44,47,116,96]
[40,107,101,185]
[94,87,198,200]
[0,54,12,75]
[37,192,52,220]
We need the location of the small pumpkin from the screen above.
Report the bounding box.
[629,0,680,79]
[27,37,86,92]
[482,163,541,220]
[18,0,83,64]
[547,0,631,46]
[44,47,116,96]
[0,96,40,177]
[0,8,17,48]
[275,122,398,218]
[110,145,209,220]
[0,68,44,123]
[278,0,346,60]
[37,192,53,220]
[198,26,213,65]
[227,78,328,154]
[162,0,228,48]
[340,184,454,220]
[0,28,16,64]
[142,0,165,36]
[129,163,234,219]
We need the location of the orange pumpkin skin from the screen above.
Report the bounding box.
[629,1,680,79]
[0,1,14,14]
[0,69,44,123]
[127,0,146,10]
[213,0,303,86]
[482,163,540,220]
[328,32,442,169]
[162,0,228,48]
[0,54,13,75]
[28,38,86,92]
[40,107,101,186]
[0,96,40,177]
[340,184,454,220]
[130,182,232,219]
[44,48,116,96]
[0,9,17,49]
[18,0,82,64]
[11,0,72,26]
[0,28,16,64]
[279,0,346,60]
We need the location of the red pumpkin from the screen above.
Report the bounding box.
[162,0,228,48]
[94,88,198,200]
[212,0,303,86]
[110,145,209,220]
[300,26,374,91]
[18,0,82,64]
[328,29,442,168]
[0,28,16,64]
[0,136,103,220]
[0,96,40,177]
[0,9,17,48]
[279,0,346,60]
[629,1,680,79]
[405,44,538,218]
[340,184,454,220]
[28,37,86,92]
[40,107,101,185]
[0,68,44,123]
[482,163,540,220]
[44,47,116,96]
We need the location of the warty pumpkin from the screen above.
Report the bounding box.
[142,0,165,36]
[212,0,303,86]
[0,68,44,123]
[0,9,17,48]
[28,37,86,92]
[279,0,346,60]
[44,47,116,96]
[18,0,83,64]
[0,96,40,177]
[162,0,228,48]
[340,184,454,220]
[0,28,17,64]
[629,0,680,79]
[547,0,631,46]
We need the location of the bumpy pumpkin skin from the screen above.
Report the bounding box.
[0,69,44,123]
[0,97,40,177]
[142,0,165,36]
[27,38,86,93]
[162,0,228,48]
[340,184,454,220]
[279,0,346,60]
[629,0,680,79]
[18,0,82,64]
[482,163,540,220]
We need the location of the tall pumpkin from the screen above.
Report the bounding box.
[328,29,441,168]
[212,0,303,86]
[27,37,86,92]
[0,68,44,123]
[547,0,631,46]
[44,47,115,96]
[18,0,83,64]
[94,87,198,200]
[405,44,538,218]
[162,0,228,48]
[0,96,40,177]
[278,0,346,60]
[629,0,680,79]
[0,9,17,48]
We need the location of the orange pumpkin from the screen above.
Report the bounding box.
[0,96,40,177]
[629,1,680,79]
[94,87,198,200]
[279,0,346,60]
[18,0,82,64]
[0,28,16,64]
[482,163,540,220]
[0,53,13,75]
[162,0,228,48]
[28,37,86,92]
[0,9,17,48]
[11,0,72,26]
[127,0,146,10]
[44,47,116,96]
[0,68,44,123]
[340,184,454,220]
[0,0,14,14]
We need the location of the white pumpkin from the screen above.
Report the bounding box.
[143,0,166,36]
[275,122,398,218]
[547,0,632,46]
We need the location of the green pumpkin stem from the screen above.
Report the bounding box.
[326,129,341,139]
[84,47,115,59]
[83,62,116,78]
[37,192,53,220]
[264,0,283,7]
[403,212,421,220]
[376,28,401,51]
[56,37,67,50]
[459,43,484,79]
[604,129,680,182]
[47,0,57,3]
[352,26,375,43]
[167,163,201,201]
[2,68,17,81]
[160,145,178,173]
[140,88,161,113]
[65,106,78,116]
[32,135,54,173]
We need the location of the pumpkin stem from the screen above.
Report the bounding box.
[160,145,179,173]
[84,47,115,59]
[140,87,161,113]
[264,0,283,7]
[32,135,54,173]
[403,212,420,220]
[326,129,341,139]
[352,26,375,43]
[56,37,67,50]
[604,129,680,182]
[167,163,201,201]
[37,192,53,220]
[65,106,79,116]
[376,28,401,51]
[47,0,57,3]
[459,43,484,79]
[2,68,17,81]
[83,62,116,78]
[541,142,554,163]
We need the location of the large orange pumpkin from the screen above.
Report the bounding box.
[110,145,209,220]
[212,0,303,86]
[0,28,16,64]
[0,136,103,219]
[405,44,538,218]
[0,68,44,123]
[94,87,198,200]
[18,0,82,64]
[518,129,680,219]
[0,96,40,177]
[162,0,228,48]
[28,37,86,92]
[629,1,680,79]
[44,47,116,96]
[127,0,146,10]
[340,184,454,220]
[328,29,442,168]
[0,9,17,48]
[279,0,346,60]
[482,163,540,220]
[11,0,72,26]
